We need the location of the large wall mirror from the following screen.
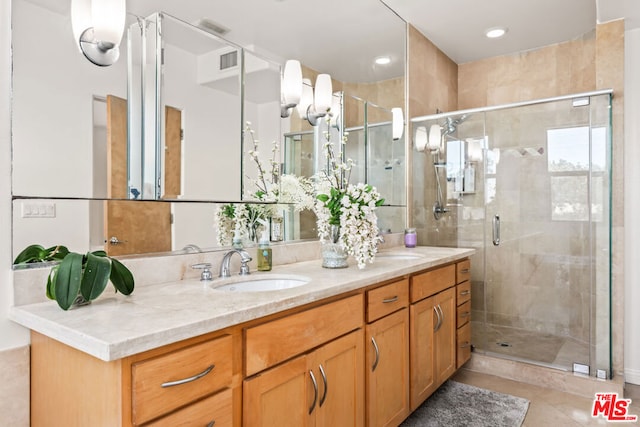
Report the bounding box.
[11,0,406,261]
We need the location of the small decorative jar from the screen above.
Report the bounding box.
[404,228,417,248]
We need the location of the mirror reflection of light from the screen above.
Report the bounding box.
[375,56,391,65]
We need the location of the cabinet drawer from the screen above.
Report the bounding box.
[456,260,471,284]
[367,278,409,322]
[457,281,471,306]
[132,335,233,425]
[245,294,364,376]
[456,323,472,368]
[146,388,233,427]
[457,300,471,328]
[411,264,455,303]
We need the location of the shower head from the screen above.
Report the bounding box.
[441,114,469,136]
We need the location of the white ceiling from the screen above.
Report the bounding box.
[21,0,640,77]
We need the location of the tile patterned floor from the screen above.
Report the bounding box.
[453,370,640,426]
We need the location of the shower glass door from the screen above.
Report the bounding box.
[472,93,612,376]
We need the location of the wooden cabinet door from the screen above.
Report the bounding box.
[243,355,313,427]
[434,287,457,385]
[366,308,410,427]
[312,330,365,427]
[409,295,436,410]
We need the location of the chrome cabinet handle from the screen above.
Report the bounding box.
[319,364,328,407]
[206,421,216,427]
[459,290,471,296]
[460,311,471,318]
[460,268,470,274]
[161,364,214,388]
[460,341,471,349]
[371,337,380,372]
[382,296,399,304]
[309,370,318,414]
[492,215,500,246]
[433,305,442,332]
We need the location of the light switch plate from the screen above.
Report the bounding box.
[21,202,56,218]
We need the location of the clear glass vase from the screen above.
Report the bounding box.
[321,225,348,268]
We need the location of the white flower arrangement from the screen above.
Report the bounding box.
[314,122,385,269]
[214,122,315,246]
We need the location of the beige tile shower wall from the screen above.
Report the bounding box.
[407,24,459,245]
[458,31,596,110]
[456,20,624,376]
[0,346,30,427]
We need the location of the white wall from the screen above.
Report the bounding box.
[1,0,29,352]
[624,27,640,386]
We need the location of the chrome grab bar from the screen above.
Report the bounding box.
[492,215,500,246]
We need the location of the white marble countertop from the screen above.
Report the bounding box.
[9,246,474,362]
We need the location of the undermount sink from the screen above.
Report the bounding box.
[212,276,310,292]
[376,252,424,260]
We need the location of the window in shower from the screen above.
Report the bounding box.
[547,126,607,221]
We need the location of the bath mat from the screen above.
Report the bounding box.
[400,380,530,427]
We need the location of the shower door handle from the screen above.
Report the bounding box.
[492,215,500,246]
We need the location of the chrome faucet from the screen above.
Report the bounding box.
[219,249,252,278]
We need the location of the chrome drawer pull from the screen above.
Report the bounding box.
[460,311,471,318]
[371,337,380,372]
[309,370,318,414]
[206,421,216,427]
[460,268,470,274]
[460,341,471,349]
[382,296,399,304]
[319,364,328,407]
[161,364,214,388]
[459,290,471,296]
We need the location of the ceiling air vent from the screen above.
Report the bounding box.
[195,18,230,36]
[219,51,238,71]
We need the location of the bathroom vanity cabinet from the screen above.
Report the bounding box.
[26,255,471,426]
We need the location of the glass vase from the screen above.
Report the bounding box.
[321,225,348,268]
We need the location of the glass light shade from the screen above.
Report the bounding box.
[314,74,333,113]
[427,124,442,151]
[71,0,92,51]
[467,140,483,162]
[415,126,428,152]
[392,107,403,140]
[296,78,313,119]
[282,60,302,106]
[92,0,126,45]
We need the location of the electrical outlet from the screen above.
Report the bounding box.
[21,202,56,218]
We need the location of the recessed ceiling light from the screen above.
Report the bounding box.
[375,56,391,65]
[485,27,507,39]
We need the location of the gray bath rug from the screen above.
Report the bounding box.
[401,380,530,427]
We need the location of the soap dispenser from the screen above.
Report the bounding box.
[257,230,272,271]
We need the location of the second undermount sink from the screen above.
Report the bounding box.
[212,276,310,292]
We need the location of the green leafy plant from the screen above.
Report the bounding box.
[14,244,135,311]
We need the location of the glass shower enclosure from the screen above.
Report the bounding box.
[411,90,612,377]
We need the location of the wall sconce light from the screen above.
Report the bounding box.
[280,60,302,118]
[71,0,126,67]
[306,74,333,125]
[296,78,313,120]
[415,126,428,152]
[392,108,404,140]
[467,139,483,162]
[427,124,442,152]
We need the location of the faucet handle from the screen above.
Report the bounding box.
[191,263,213,281]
